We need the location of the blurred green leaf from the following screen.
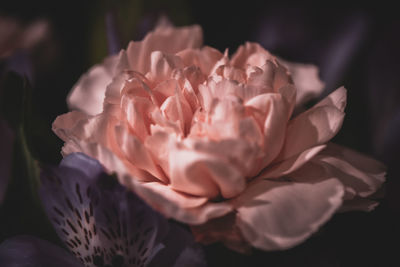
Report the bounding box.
[0,72,61,246]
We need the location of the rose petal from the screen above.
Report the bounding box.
[231,42,273,68]
[148,51,184,83]
[121,178,232,224]
[276,88,346,161]
[233,178,344,250]
[127,25,202,74]
[278,58,325,108]
[177,46,223,75]
[246,93,289,166]
[114,125,168,183]
[67,54,119,116]
[314,86,347,112]
[169,148,245,198]
[314,143,386,198]
[258,145,326,179]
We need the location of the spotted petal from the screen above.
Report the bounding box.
[40,153,168,266]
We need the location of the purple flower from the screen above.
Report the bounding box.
[0,153,206,266]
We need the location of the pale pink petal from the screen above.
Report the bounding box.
[177,46,223,75]
[121,95,155,141]
[67,55,119,116]
[52,111,92,141]
[276,88,346,161]
[147,51,183,83]
[278,58,325,108]
[186,136,263,178]
[246,93,289,166]
[159,90,193,135]
[246,62,274,91]
[314,86,347,112]
[181,77,201,112]
[314,143,386,198]
[231,42,273,68]
[121,178,232,224]
[215,65,247,84]
[233,178,344,250]
[205,97,246,140]
[114,125,168,183]
[258,145,326,179]
[181,65,206,92]
[135,182,208,209]
[127,25,202,74]
[169,148,246,198]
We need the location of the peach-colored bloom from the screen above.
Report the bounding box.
[53,25,385,251]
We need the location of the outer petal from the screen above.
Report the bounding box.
[314,143,386,198]
[169,148,246,198]
[0,236,82,267]
[233,178,344,250]
[278,58,325,108]
[127,25,203,74]
[258,145,326,179]
[246,93,289,166]
[277,87,346,161]
[67,54,119,116]
[121,177,232,224]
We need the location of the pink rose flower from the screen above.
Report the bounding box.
[53,25,385,252]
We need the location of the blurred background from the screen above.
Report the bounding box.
[1,1,399,266]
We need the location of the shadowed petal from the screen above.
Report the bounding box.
[277,87,346,161]
[0,236,82,267]
[278,58,325,108]
[233,178,344,250]
[258,145,326,179]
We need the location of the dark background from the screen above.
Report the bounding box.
[1,1,399,266]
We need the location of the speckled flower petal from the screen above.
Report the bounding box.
[40,153,168,266]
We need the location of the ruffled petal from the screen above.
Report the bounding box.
[258,145,326,179]
[169,148,246,198]
[0,236,82,267]
[114,125,168,183]
[246,93,289,166]
[278,58,325,108]
[148,51,184,83]
[277,87,346,161]
[231,42,273,68]
[122,178,232,224]
[314,143,386,198]
[177,46,223,75]
[127,25,203,74]
[233,178,344,250]
[67,54,119,116]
